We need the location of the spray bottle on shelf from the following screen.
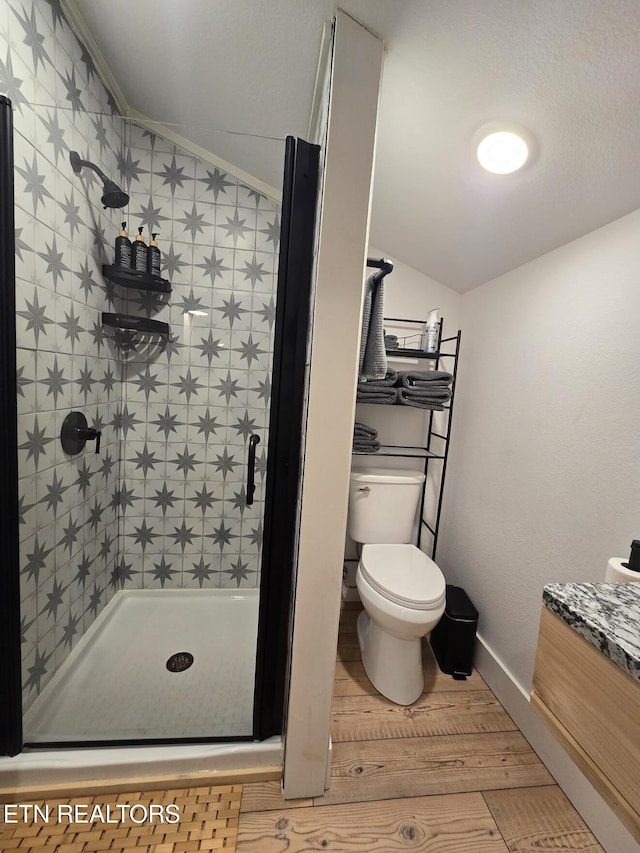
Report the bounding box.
[114,222,131,269]
[131,226,147,273]
[424,308,440,353]
[147,233,161,276]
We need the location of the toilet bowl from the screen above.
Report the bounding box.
[356,543,445,705]
[348,468,446,705]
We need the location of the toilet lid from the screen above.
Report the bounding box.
[360,544,446,609]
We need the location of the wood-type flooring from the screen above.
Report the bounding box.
[238,605,603,852]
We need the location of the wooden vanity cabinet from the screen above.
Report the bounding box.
[531,606,640,842]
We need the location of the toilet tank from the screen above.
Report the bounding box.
[348,468,426,544]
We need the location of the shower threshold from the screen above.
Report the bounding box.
[0,736,282,791]
[23,589,260,744]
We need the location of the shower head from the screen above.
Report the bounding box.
[101,179,130,210]
[69,150,130,209]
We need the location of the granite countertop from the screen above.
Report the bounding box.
[543,583,640,683]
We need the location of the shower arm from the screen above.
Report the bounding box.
[69,150,108,184]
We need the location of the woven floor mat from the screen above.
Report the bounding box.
[0,784,242,852]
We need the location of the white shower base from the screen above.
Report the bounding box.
[0,737,282,790]
[24,589,259,743]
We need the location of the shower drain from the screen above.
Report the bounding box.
[166,652,194,673]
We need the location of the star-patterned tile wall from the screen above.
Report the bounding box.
[3,0,281,714]
[115,119,280,593]
[7,0,128,712]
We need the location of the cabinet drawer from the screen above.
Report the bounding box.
[531,606,640,841]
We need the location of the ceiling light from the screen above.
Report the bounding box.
[477,130,529,174]
[186,310,208,316]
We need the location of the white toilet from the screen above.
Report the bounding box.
[348,468,446,705]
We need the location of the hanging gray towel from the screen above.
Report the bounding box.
[398,370,453,388]
[358,271,388,381]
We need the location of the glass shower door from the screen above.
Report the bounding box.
[8,94,317,745]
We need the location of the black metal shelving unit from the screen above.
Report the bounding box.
[383,349,438,359]
[353,317,462,560]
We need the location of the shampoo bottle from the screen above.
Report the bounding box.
[147,233,161,276]
[424,309,440,353]
[131,226,147,273]
[115,222,132,268]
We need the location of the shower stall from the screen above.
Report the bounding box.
[0,43,319,761]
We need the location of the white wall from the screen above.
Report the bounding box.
[435,209,640,851]
[439,208,640,691]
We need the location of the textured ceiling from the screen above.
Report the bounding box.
[73,0,640,291]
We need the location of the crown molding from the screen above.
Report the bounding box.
[127,109,282,202]
[60,0,281,202]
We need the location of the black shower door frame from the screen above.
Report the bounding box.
[0,96,22,756]
[0,112,320,754]
[253,136,320,740]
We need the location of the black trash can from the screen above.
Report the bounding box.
[430,585,478,679]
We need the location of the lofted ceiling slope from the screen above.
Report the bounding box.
[73,0,640,291]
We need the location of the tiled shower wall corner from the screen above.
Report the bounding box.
[4,0,126,709]
[116,122,280,591]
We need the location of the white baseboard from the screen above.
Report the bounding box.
[475,633,639,853]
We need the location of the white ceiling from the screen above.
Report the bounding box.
[73,0,640,291]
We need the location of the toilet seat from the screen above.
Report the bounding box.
[359,544,446,610]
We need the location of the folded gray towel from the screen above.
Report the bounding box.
[397,370,453,387]
[398,388,449,410]
[353,439,380,454]
[359,368,397,387]
[354,421,378,439]
[356,387,399,404]
[398,385,451,401]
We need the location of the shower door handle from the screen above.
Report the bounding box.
[246,434,260,506]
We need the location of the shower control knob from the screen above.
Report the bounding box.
[75,425,101,453]
[60,412,102,455]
